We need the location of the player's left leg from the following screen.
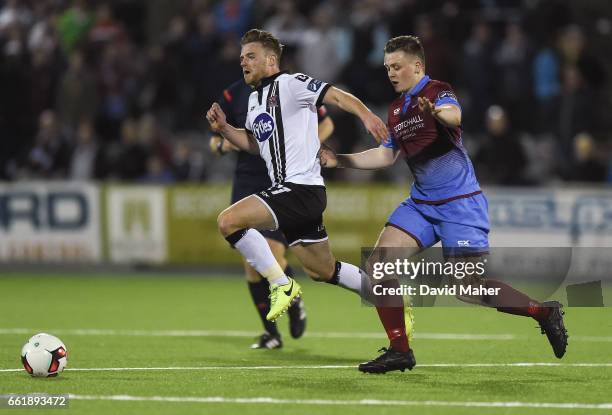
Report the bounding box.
[229,180,288,348]
[435,193,568,358]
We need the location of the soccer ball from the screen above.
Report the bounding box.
[21,333,68,377]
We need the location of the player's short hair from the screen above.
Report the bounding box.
[241,29,283,61]
[384,35,425,66]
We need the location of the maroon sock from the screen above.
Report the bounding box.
[374,278,409,352]
[376,306,409,352]
[484,280,550,321]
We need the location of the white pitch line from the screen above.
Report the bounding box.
[2,362,612,373]
[65,394,612,410]
[0,328,516,340]
[2,328,612,342]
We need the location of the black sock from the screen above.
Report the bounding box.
[247,278,279,336]
[325,261,341,285]
[284,264,294,278]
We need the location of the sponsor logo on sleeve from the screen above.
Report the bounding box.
[307,78,323,92]
[437,90,457,101]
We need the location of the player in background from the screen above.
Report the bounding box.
[209,78,334,349]
[207,30,419,372]
[320,35,568,373]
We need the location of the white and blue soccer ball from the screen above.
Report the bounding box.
[21,333,68,377]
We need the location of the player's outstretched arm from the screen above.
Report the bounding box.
[206,103,258,154]
[320,144,398,170]
[322,87,388,143]
[209,135,239,156]
[317,116,334,143]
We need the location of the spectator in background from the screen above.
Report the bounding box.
[558,25,606,90]
[297,3,348,83]
[56,49,98,130]
[2,0,611,185]
[557,65,593,163]
[28,44,62,123]
[141,15,188,128]
[27,4,62,117]
[69,118,107,180]
[0,0,32,34]
[115,117,148,180]
[1,15,33,156]
[214,0,253,38]
[138,112,173,169]
[56,0,92,53]
[533,34,560,133]
[495,21,534,132]
[556,25,607,133]
[571,133,607,182]
[264,0,306,50]
[97,42,131,139]
[462,20,496,133]
[27,110,71,178]
[341,0,393,105]
[141,154,175,183]
[88,3,126,48]
[208,36,243,108]
[28,3,58,54]
[185,12,221,125]
[173,140,202,182]
[475,105,528,185]
[415,15,453,83]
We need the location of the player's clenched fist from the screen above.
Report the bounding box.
[318,143,338,168]
[206,103,227,132]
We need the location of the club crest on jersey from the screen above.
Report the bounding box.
[252,113,276,142]
[267,95,278,108]
[393,107,401,115]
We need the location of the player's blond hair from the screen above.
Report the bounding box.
[241,29,283,61]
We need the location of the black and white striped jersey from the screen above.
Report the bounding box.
[245,71,330,187]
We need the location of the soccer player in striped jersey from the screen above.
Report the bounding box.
[320,35,568,373]
[207,30,418,372]
[209,79,334,349]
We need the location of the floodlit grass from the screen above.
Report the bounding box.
[1,274,611,414]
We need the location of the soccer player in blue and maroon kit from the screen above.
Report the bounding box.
[321,35,568,373]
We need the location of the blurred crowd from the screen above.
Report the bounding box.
[0,0,611,184]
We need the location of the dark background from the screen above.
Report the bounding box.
[0,0,610,185]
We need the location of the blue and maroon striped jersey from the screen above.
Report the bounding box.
[383,75,481,204]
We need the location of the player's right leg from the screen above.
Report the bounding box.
[355,199,439,374]
[230,178,306,347]
[245,236,306,348]
[355,225,424,374]
[290,237,417,374]
[244,238,286,349]
[217,195,301,322]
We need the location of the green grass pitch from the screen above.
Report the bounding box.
[1,273,611,414]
